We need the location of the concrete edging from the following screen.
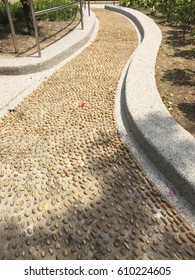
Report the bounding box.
[105,5,195,207]
[0,10,96,75]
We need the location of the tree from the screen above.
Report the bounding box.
[20,0,34,35]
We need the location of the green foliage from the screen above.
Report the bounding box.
[0,0,77,24]
[119,0,195,35]
[0,3,7,24]
[156,0,176,20]
[0,2,24,24]
[119,0,158,14]
[174,0,195,34]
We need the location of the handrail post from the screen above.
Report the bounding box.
[28,0,41,57]
[79,0,84,30]
[87,0,90,16]
[3,0,19,54]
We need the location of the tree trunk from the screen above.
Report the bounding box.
[20,0,34,35]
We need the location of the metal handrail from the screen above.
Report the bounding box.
[1,0,91,57]
[34,1,79,16]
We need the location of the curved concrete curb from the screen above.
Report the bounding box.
[106,5,195,207]
[0,10,96,75]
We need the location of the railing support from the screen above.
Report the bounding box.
[3,0,19,54]
[87,0,90,16]
[29,0,41,57]
[79,1,84,29]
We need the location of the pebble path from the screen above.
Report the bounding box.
[0,9,194,260]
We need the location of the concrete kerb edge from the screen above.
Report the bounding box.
[106,5,195,207]
[114,50,195,227]
[0,10,96,75]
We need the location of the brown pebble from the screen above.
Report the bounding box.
[52,234,57,241]
[63,226,69,234]
[80,198,86,204]
[63,249,69,257]
[27,228,32,234]
[173,235,183,245]
[45,194,50,199]
[114,255,120,260]
[76,230,82,237]
[54,222,59,229]
[185,248,194,257]
[56,254,62,260]
[49,248,54,255]
[90,244,95,251]
[7,235,12,241]
[141,246,146,253]
[106,247,112,253]
[114,226,120,232]
[161,216,168,225]
[55,242,61,249]
[153,239,159,245]
[167,216,174,223]
[46,239,51,245]
[26,239,31,246]
[120,248,126,256]
[51,200,56,206]
[133,249,139,257]
[180,225,186,232]
[183,221,191,231]
[172,224,178,232]
[87,219,93,225]
[139,237,145,243]
[41,250,46,258]
[130,234,135,241]
[46,220,51,226]
[179,234,187,243]
[187,234,195,243]
[22,250,26,257]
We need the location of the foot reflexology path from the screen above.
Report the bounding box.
[0,9,194,260]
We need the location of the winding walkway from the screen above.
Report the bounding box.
[0,9,194,260]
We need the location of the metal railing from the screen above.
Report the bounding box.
[35,1,81,16]
[31,0,90,56]
[1,0,91,57]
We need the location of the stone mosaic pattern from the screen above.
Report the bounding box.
[0,9,194,260]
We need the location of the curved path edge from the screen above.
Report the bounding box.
[105,5,195,208]
[0,10,96,75]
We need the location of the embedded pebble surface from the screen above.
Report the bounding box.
[0,9,194,260]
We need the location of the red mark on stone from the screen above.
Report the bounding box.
[79,102,86,108]
[169,189,176,198]
[44,135,49,141]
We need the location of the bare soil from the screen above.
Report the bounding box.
[155,22,195,137]
[0,10,194,136]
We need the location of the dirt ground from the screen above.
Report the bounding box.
[155,23,195,137]
[0,10,194,136]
